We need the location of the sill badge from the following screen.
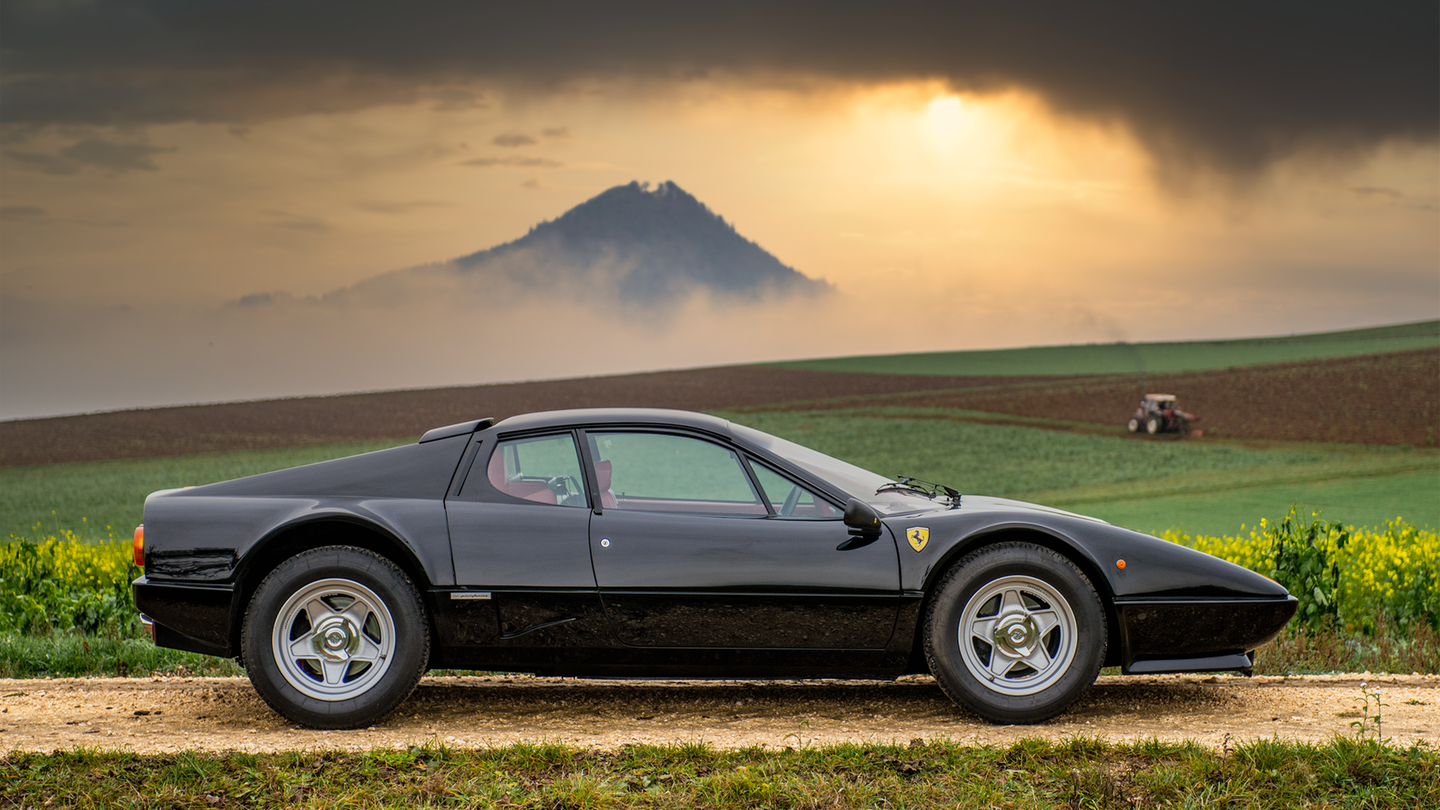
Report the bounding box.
[906,527,929,552]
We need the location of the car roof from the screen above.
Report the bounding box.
[1143,393,1176,400]
[489,407,736,436]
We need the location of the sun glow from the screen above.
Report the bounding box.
[923,95,968,150]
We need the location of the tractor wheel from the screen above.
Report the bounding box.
[1126,418,1140,433]
[1145,416,1162,435]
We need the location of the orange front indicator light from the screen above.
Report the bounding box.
[1116,559,1126,570]
[133,525,145,568]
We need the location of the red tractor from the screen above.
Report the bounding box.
[1127,394,1197,436]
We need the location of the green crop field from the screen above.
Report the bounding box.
[769,319,1440,377]
[0,439,406,542]
[4,409,1436,544]
[717,408,1440,535]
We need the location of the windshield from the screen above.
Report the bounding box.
[730,423,948,513]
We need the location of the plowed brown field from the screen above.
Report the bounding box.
[822,348,1438,447]
[4,347,1434,467]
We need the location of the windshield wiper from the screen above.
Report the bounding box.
[876,476,961,506]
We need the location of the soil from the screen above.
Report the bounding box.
[2,674,1436,753]
[0,368,1034,468]
[791,348,1440,448]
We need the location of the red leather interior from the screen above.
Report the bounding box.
[487,450,559,504]
[595,459,617,509]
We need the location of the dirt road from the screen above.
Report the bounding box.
[2,673,1435,753]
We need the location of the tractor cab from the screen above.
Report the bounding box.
[1129,394,1196,435]
[1142,394,1177,414]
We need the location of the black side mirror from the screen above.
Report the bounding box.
[843,498,882,538]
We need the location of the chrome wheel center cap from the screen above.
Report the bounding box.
[312,616,360,662]
[993,615,1038,657]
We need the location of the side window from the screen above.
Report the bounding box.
[485,434,588,508]
[750,462,842,519]
[590,432,766,516]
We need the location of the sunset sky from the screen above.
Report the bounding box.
[2,2,1436,419]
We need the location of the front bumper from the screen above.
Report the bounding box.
[1116,595,1297,673]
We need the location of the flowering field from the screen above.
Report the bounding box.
[0,528,139,637]
[1164,512,1439,633]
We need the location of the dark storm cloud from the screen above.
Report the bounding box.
[2,1,1435,176]
[4,138,176,174]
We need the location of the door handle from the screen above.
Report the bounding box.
[836,535,879,551]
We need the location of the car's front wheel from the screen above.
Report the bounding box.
[241,546,429,729]
[925,543,1105,724]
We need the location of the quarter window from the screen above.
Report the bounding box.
[589,432,765,516]
[486,434,588,507]
[750,462,841,519]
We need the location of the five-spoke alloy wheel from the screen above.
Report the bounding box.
[243,546,429,729]
[926,543,1105,724]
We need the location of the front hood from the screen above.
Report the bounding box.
[882,494,1107,525]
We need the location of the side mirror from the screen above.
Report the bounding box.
[843,498,882,538]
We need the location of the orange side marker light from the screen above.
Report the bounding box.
[133,525,145,568]
[1116,559,1126,570]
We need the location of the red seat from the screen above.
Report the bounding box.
[595,459,618,509]
[487,451,558,504]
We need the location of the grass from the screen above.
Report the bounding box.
[0,632,244,679]
[0,439,405,542]
[770,318,1440,376]
[717,408,1440,534]
[3,737,1435,809]
[1259,617,1440,675]
[1078,469,1440,536]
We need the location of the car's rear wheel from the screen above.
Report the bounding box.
[925,542,1105,724]
[1145,416,1162,434]
[241,546,429,729]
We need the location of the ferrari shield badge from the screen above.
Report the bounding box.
[906,527,929,552]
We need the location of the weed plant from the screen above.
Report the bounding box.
[3,736,1435,809]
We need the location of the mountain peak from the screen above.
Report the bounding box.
[454,181,830,303]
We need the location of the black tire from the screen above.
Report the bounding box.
[241,546,430,729]
[924,542,1106,724]
[1126,417,1140,433]
[1145,416,1162,435]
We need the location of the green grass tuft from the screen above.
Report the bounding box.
[4,737,1436,809]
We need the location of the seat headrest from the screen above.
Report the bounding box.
[487,449,506,490]
[595,459,612,490]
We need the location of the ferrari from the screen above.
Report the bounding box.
[133,408,1296,728]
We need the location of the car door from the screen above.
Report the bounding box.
[583,429,900,649]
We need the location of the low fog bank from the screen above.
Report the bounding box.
[0,276,854,420]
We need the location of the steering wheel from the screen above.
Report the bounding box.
[779,484,803,517]
[546,475,581,505]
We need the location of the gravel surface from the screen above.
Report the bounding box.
[3,674,1435,753]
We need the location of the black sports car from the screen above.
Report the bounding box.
[132,408,1296,729]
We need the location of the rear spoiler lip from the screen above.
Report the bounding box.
[419,417,495,444]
